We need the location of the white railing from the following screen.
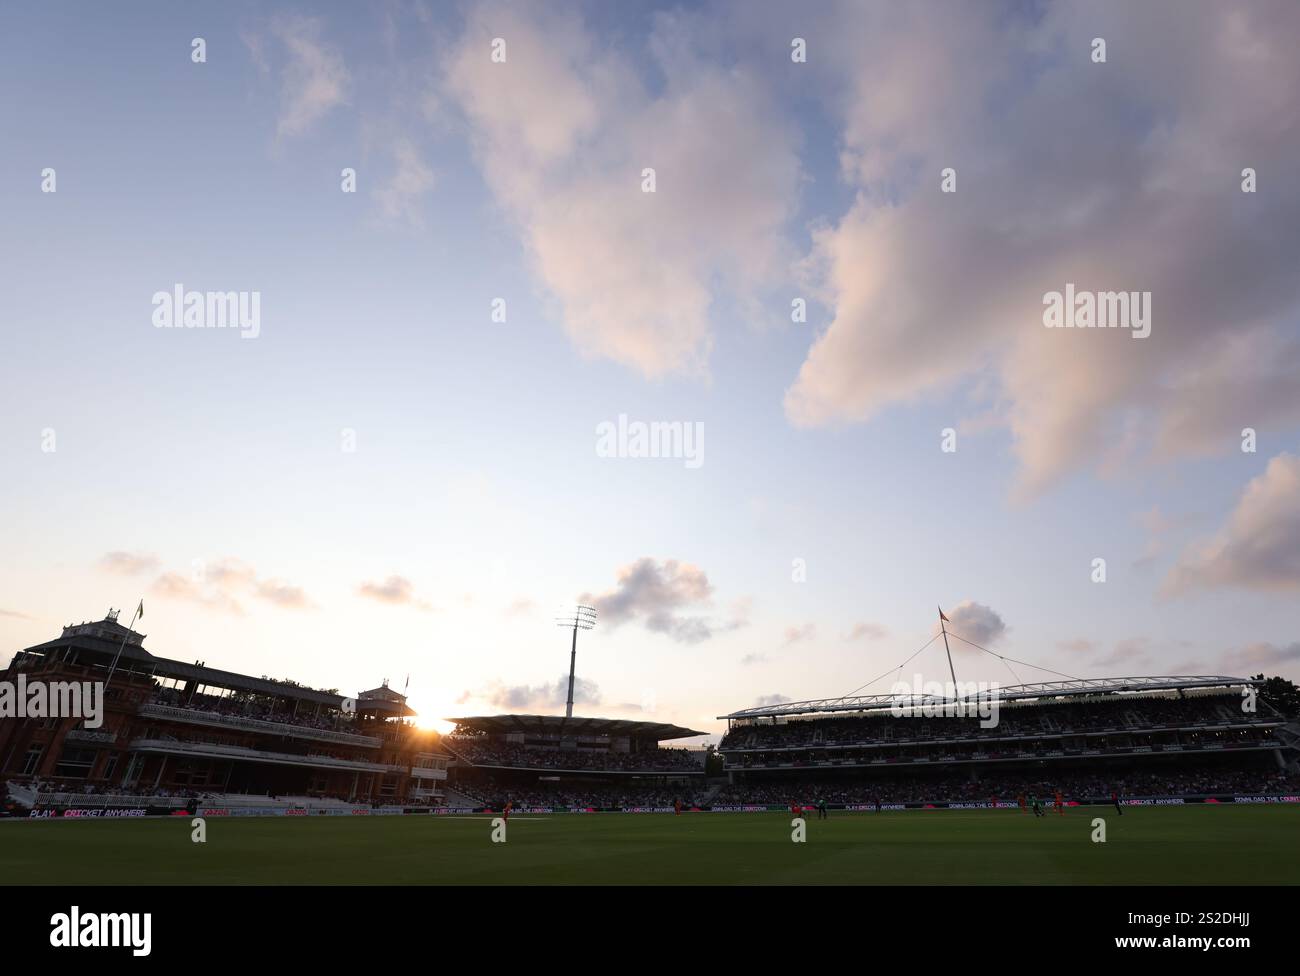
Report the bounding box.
[409,767,448,780]
[30,790,185,808]
[200,794,354,809]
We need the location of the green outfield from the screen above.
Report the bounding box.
[2,805,1298,885]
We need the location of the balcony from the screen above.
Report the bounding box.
[409,766,448,781]
[64,729,118,745]
[137,703,380,748]
[128,738,406,774]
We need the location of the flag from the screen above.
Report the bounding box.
[938,606,949,622]
[137,599,144,620]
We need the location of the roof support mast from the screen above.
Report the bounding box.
[938,606,958,692]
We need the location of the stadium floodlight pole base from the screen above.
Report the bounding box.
[566,624,578,718]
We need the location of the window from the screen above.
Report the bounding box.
[21,744,45,775]
[122,754,145,786]
[55,747,98,778]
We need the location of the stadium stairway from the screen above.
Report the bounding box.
[1214,702,1243,722]
[1276,722,1300,772]
[699,782,725,806]
[442,786,484,808]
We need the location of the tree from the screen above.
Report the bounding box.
[1253,674,1300,718]
[703,744,725,777]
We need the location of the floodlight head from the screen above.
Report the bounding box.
[556,604,598,630]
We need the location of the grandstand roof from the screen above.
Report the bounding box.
[448,714,707,741]
[21,617,347,708]
[719,675,1255,720]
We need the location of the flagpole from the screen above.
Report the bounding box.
[401,675,411,806]
[104,602,142,691]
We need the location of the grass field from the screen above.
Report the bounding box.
[3,805,1299,884]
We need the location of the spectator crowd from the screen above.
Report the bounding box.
[148,688,356,734]
[444,737,702,772]
[452,775,702,810]
[714,765,1300,806]
[722,694,1268,753]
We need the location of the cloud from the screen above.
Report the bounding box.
[1164,453,1300,595]
[505,597,537,617]
[206,559,258,591]
[1219,641,1300,674]
[939,601,1007,648]
[254,579,313,610]
[609,702,647,714]
[727,597,754,631]
[582,557,739,644]
[783,1,1300,497]
[98,551,161,576]
[245,15,349,139]
[479,675,601,711]
[373,138,435,225]
[443,2,801,378]
[0,609,36,621]
[783,623,816,646]
[741,652,770,666]
[754,693,791,707]
[358,575,431,610]
[1132,506,1202,569]
[1094,638,1151,670]
[148,558,313,614]
[1058,639,1096,655]
[151,571,244,615]
[845,622,888,642]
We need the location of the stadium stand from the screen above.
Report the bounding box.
[441,714,708,809]
[452,775,704,811]
[7,612,1296,815]
[712,765,1300,806]
[716,677,1300,806]
[0,611,451,810]
[443,738,701,771]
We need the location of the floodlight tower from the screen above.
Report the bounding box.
[556,605,598,718]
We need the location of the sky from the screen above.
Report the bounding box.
[1,1,1297,742]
